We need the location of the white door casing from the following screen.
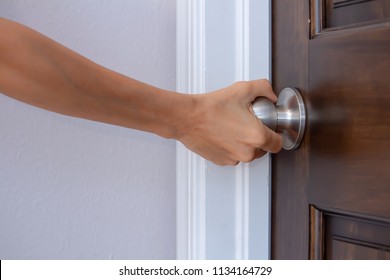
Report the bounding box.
[176,0,271,259]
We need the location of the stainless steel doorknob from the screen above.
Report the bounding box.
[252,87,306,150]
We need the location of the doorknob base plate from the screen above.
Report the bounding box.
[276,88,306,150]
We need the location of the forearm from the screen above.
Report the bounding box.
[0,18,189,139]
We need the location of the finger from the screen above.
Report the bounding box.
[259,125,283,153]
[247,79,277,103]
[254,148,267,159]
[212,159,240,166]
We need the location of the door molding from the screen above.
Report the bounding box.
[176,0,271,260]
[176,0,207,260]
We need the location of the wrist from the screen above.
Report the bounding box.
[161,92,198,140]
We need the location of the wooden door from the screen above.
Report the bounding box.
[271,0,390,259]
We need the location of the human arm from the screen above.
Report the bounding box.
[0,18,282,165]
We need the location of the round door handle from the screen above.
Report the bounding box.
[252,87,306,150]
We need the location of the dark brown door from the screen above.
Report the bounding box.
[272,0,390,259]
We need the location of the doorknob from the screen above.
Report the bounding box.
[252,87,306,150]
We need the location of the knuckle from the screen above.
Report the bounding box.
[249,127,267,147]
[234,81,251,92]
[234,81,247,87]
[238,147,257,163]
[256,133,267,147]
[259,78,271,87]
[258,79,272,90]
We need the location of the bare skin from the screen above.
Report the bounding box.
[0,18,282,166]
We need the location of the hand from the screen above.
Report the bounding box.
[176,79,283,166]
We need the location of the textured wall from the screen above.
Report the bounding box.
[0,0,176,259]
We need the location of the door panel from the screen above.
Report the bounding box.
[309,26,390,217]
[323,0,390,29]
[272,0,390,259]
[310,206,390,259]
[331,240,390,259]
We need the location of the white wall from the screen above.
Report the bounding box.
[0,0,176,259]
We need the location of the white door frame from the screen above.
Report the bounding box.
[176,0,271,259]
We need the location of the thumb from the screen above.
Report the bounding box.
[259,124,283,153]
